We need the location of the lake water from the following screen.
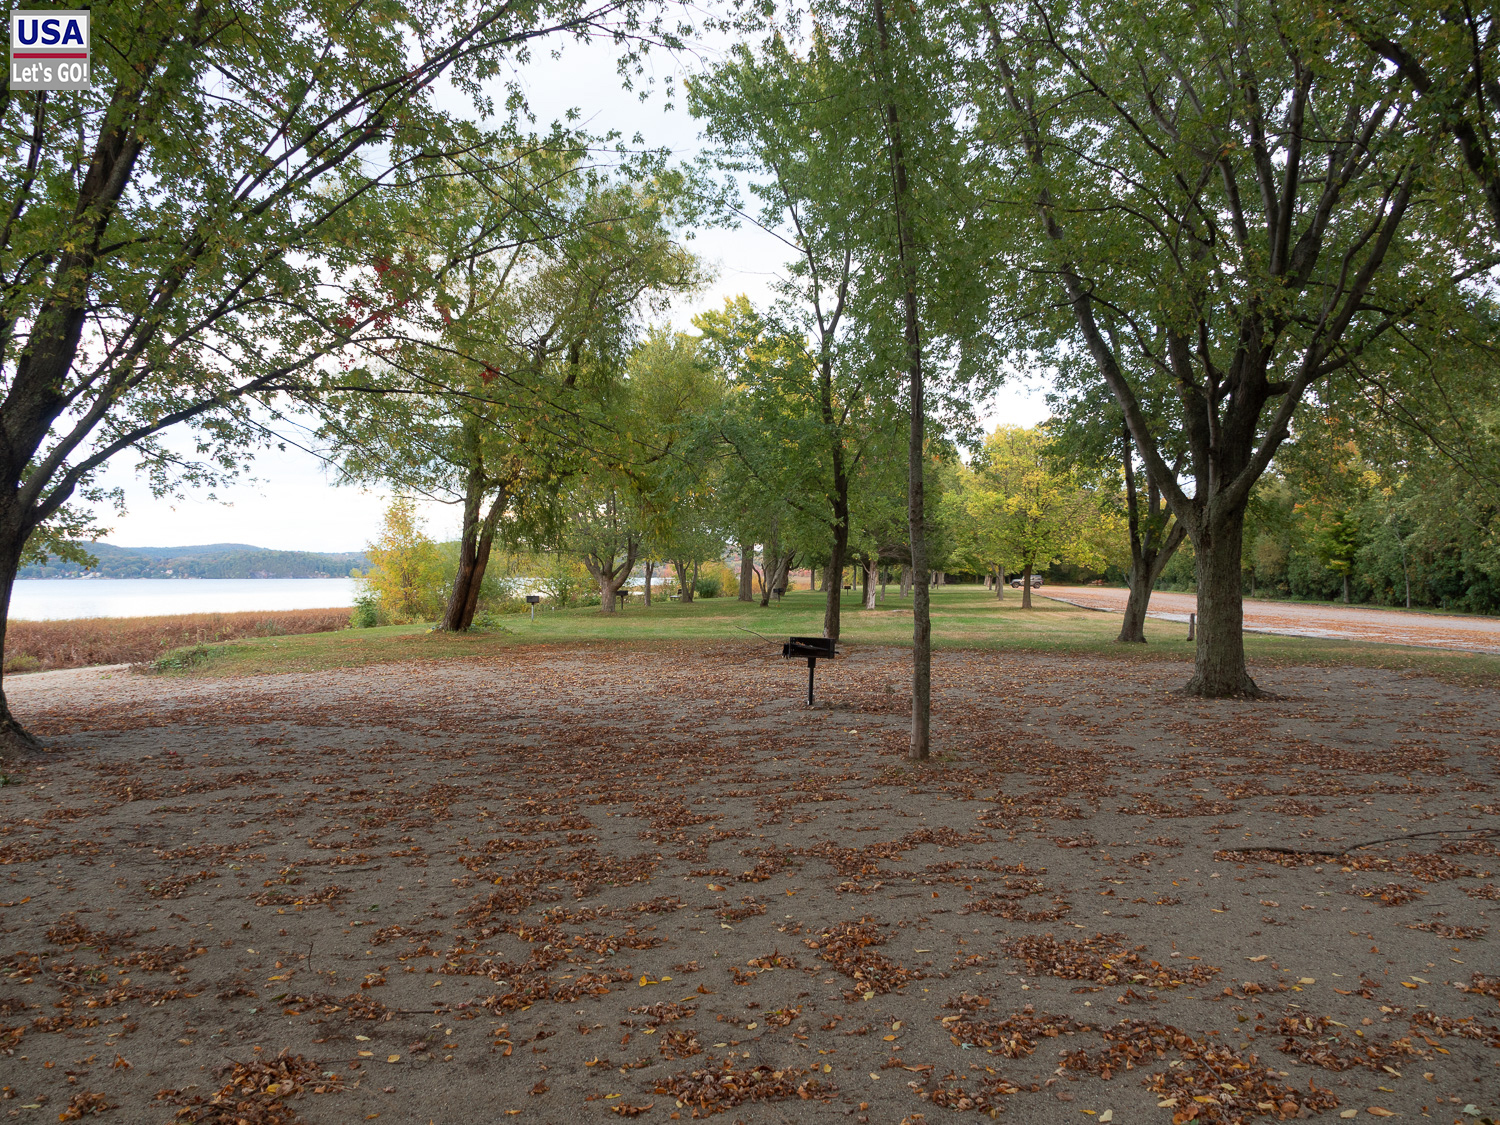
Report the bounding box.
[9,578,357,620]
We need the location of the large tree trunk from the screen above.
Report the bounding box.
[0,527,40,761]
[441,473,508,632]
[674,559,694,602]
[588,541,638,615]
[1186,509,1259,696]
[996,567,1005,599]
[440,465,487,633]
[643,560,654,607]
[738,541,754,602]
[1021,563,1033,609]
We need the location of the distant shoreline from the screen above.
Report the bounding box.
[16,575,352,580]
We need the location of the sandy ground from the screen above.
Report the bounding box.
[1045,588,1500,656]
[0,645,1497,1125]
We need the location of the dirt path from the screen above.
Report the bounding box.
[0,644,1496,1124]
[1047,585,1500,655]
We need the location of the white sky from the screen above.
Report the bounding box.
[93,32,1055,552]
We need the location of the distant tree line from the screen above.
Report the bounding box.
[18,544,369,581]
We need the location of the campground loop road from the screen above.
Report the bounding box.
[1044,585,1500,655]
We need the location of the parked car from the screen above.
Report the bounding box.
[1010,575,1044,588]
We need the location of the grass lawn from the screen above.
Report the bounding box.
[155,584,1500,681]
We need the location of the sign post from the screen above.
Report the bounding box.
[10,11,90,91]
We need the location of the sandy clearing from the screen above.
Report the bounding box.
[0,645,1496,1124]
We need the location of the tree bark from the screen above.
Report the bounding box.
[643,559,654,607]
[586,540,638,615]
[440,464,487,633]
[765,550,794,603]
[996,567,1005,599]
[673,559,694,602]
[900,565,911,598]
[1185,509,1259,696]
[1117,428,1186,643]
[738,541,754,602]
[441,468,509,632]
[871,0,930,761]
[0,522,40,761]
[1021,563,1033,609]
[824,517,849,640]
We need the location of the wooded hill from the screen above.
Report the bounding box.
[18,543,369,580]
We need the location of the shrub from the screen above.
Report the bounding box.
[151,644,218,671]
[350,592,380,629]
[695,575,722,599]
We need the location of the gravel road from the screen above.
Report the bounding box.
[1046,585,1500,654]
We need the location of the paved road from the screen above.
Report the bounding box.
[1044,585,1500,655]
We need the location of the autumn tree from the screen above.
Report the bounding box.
[358,497,445,623]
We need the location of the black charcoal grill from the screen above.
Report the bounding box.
[783,635,837,706]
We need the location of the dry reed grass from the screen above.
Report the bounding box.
[3,607,351,673]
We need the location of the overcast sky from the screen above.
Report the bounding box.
[94,30,1055,552]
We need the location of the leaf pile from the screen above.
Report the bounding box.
[162,1050,340,1124]
[652,1059,834,1117]
[938,996,1089,1058]
[1001,933,1219,989]
[804,921,922,999]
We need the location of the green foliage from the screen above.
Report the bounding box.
[694,575,723,598]
[949,426,1123,581]
[351,593,381,630]
[538,556,590,609]
[151,644,219,672]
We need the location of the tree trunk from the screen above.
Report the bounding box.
[440,465,487,633]
[861,557,875,609]
[1185,509,1259,696]
[768,550,794,601]
[441,475,507,633]
[900,565,911,597]
[0,528,40,761]
[1021,563,1033,609]
[1342,572,1350,604]
[1117,446,1186,643]
[643,560,654,607]
[872,0,930,761]
[1118,529,1185,644]
[588,541,638,615]
[996,567,1005,599]
[824,518,849,641]
[674,559,694,602]
[738,541,754,602]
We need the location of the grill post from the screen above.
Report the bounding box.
[782,636,836,707]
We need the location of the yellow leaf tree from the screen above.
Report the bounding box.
[358,497,445,623]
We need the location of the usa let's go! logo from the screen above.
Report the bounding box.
[9,9,89,91]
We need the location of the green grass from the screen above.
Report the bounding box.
[150,585,1500,682]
